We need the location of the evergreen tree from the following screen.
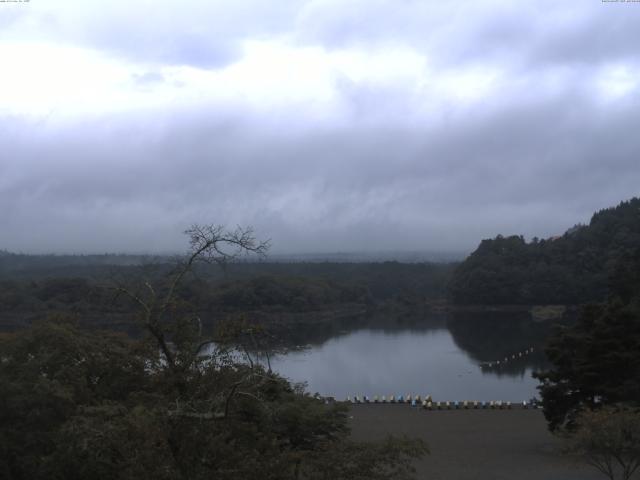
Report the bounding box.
[534,248,640,431]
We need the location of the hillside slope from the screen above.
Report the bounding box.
[449,197,640,305]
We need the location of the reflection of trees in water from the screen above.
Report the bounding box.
[271,315,366,352]
[253,307,577,383]
[267,308,449,354]
[478,353,543,379]
[446,311,574,377]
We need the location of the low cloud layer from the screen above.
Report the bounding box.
[1,1,639,254]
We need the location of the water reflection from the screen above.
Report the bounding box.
[447,311,551,377]
[269,312,563,401]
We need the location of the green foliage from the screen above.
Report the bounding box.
[534,248,640,432]
[210,275,369,310]
[450,197,640,305]
[0,320,426,479]
[0,319,149,479]
[535,304,640,431]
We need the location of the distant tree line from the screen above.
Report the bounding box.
[0,254,455,302]
[0,260,455,335]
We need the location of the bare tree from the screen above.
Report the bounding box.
[113,224,269,372]
[569,406,640,480]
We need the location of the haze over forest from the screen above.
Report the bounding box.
[2,0,640,255]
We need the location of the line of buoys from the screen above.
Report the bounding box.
[481,347,536,369]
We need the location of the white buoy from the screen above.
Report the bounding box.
[427,401,433,410]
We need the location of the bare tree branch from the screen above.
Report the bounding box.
[110,223,269,374]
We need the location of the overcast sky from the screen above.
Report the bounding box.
[1,0,639,255]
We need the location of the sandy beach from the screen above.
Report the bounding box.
[349,405,605,480]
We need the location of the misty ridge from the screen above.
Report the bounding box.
[0,249,464,272]
[1,195,637,337]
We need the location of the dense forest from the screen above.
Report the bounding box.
[449,197,640,305]
[0,255,455,337]
[0,253,454,301]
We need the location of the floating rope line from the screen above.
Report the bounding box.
[479,346,536,369]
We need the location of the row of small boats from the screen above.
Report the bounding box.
[346,395,540,410]
[347,394,431,404]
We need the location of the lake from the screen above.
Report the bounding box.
[268,312,554,402]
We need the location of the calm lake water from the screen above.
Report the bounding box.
[268,313,553,402]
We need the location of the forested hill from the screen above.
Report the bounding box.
[449,197,640,305]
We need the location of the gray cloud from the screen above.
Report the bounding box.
[2,1,640,255]
[2,78,639,254]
